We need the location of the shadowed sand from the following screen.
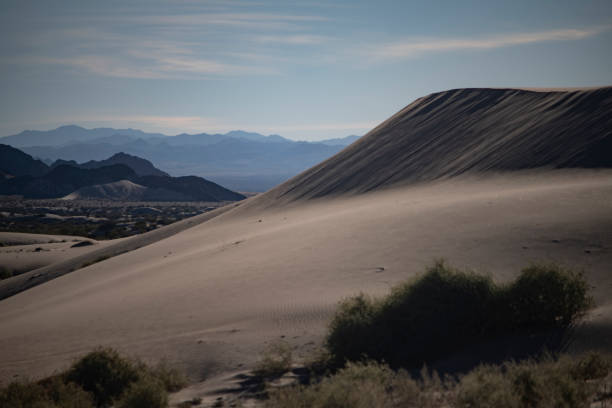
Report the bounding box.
[0,88,611,401]
[0,234,105,277]
[0,202,241,300]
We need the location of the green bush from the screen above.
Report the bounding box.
[115,377,168,408]
[66,348,140,407]
[326,260,592,368]
[502,263,592,330]
[0,348,186,408]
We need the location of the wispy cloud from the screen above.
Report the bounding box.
[253,34,330,44]
[370,27,609,59]
[6,54,275,79]
[119,12,329,30]
[0,8,332,80]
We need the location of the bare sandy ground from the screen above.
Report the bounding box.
[0,202,240,300]
[0,232,91,246]
[0,234,104,277]
[0,170,610,395]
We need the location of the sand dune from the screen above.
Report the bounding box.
[259,87,612,205]
[0,88,611,400]
[0,237,100,277]
[0,232,91,247]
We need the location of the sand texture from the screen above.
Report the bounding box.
[259,87,612,205]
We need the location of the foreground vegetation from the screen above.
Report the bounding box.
[327,260,592,368]
[0,261,600,407]
[0,348,186,408]
[259,261,601,407]
[266,353,612,408]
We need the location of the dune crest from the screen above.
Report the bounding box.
[260,87,612,204]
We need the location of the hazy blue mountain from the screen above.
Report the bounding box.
[0,144,50,177]
[2,126,361,191]
[318,135,361,146]
[0,125,166,148]
[224,130,291,143]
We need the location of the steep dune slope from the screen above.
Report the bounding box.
[0,88,611,391]
[262,87,612,204]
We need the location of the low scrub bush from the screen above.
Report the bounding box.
[455,353,610,408]
[327,260,592,368]
[149,360,188,392]
[0,376,94,408]
[265,353,612,408]
[0,347,187,408]
[115,376,168,408]
[66,347,140,407]
[254,341,293,378]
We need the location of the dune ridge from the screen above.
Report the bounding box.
[259,87,612,204]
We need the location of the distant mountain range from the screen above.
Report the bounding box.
[0,126,361,191]
[0,144,245,202]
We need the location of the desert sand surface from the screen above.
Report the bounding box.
[0,170,611,387]
[0,201,241,300]
[0,88,610,406]
[0,232,92,246]
[0,233,104,277]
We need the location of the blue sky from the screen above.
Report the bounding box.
[1,0,611,140]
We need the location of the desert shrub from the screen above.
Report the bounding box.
[149,360,188,392]
[66,348,140,407]
[326,260,592,368]
[455,353,610,408]
[266,360,449,408]
[324,294,380,366]
[0,381,51,408]
[501,263,592,331]
[0,376,94,408]
[266,354,611,408]
[0,348,184,408]
[115,376,168,408]
[302,347,334,378]
[254,341,293,378]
